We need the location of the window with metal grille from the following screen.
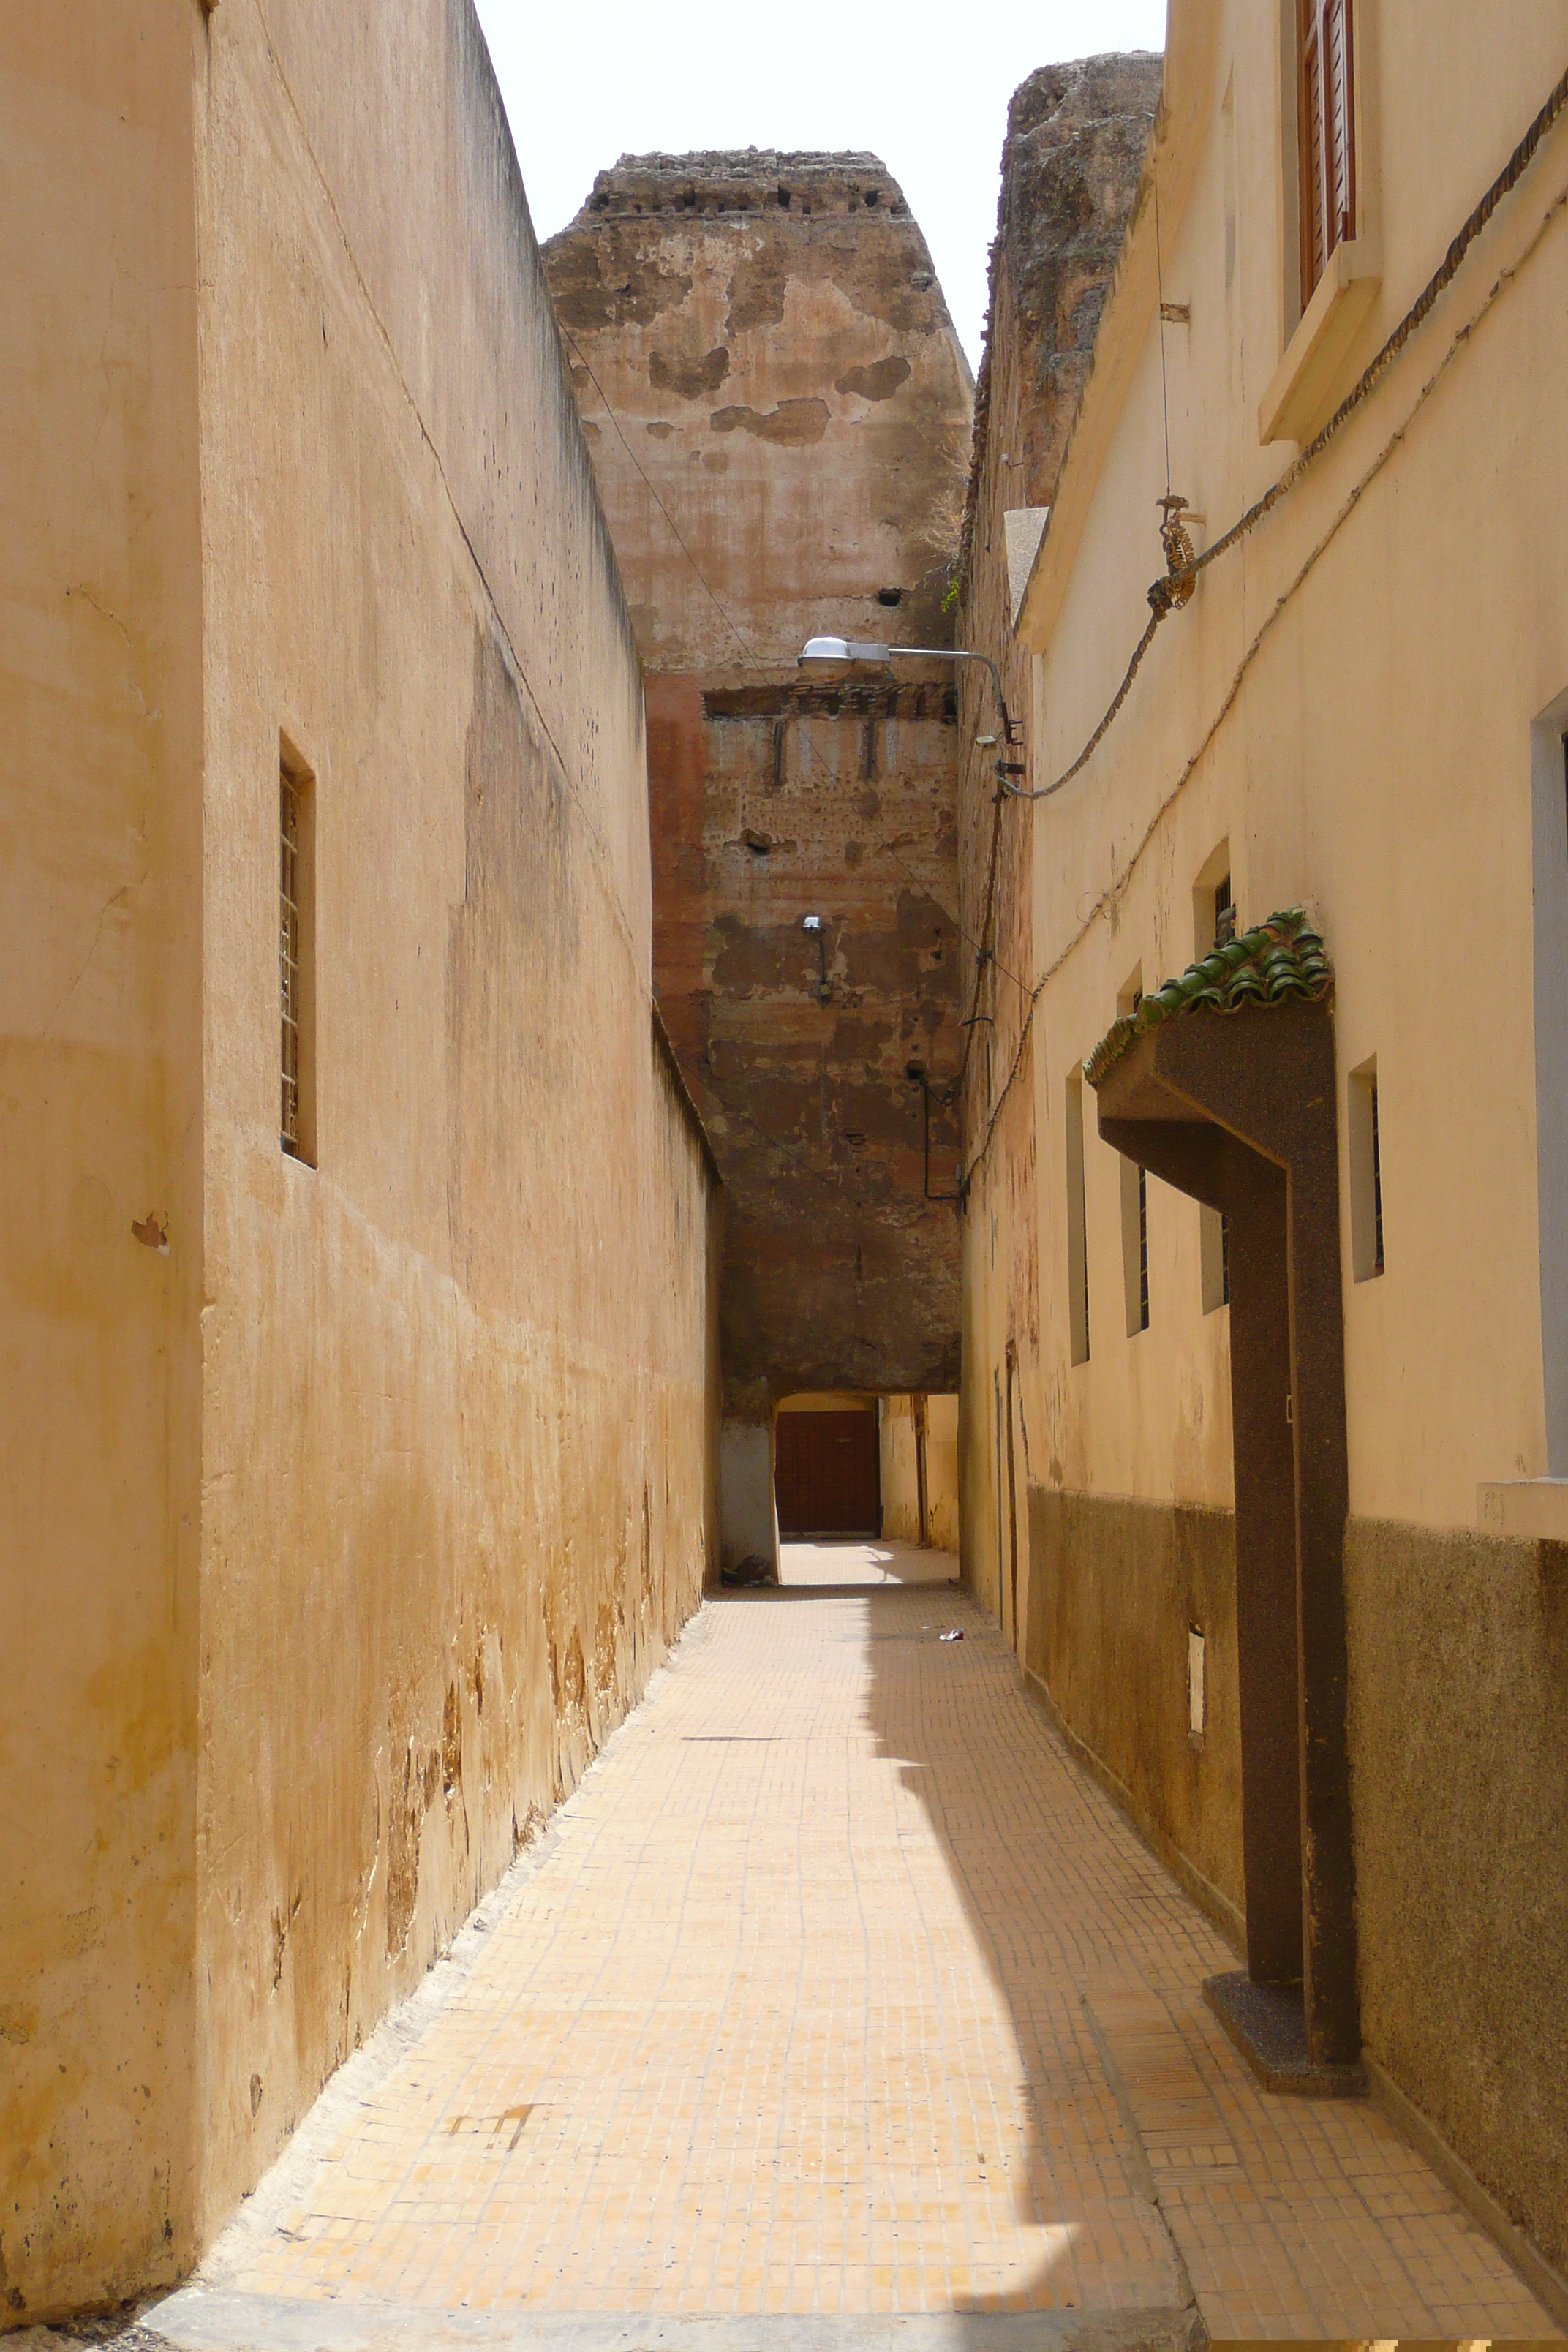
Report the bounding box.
[1213,870,1235,946]
[1199,864,1233,1311]
[1349,1056,1383,1280]
[1370,1073,1384,1272]
[1119,976,1150,1335]
[1066,1068,1090,1365]
[279,740,315,1163]
[1298,0,1356,307]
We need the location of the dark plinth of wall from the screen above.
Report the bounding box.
[1346,1518,1568,2274]
[1027,1488,1245,1940]
[544,154,970,1402]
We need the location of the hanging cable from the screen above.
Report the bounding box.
[961,160,1568,1199]
[997,54,1568,807]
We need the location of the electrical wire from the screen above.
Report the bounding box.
[998,53,1568,808]
[961,162,1568,1200]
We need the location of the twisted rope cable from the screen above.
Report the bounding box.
[1003,57,1568,807]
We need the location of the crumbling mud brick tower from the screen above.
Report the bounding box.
[545,152,973,1564]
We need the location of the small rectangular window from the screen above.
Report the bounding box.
[1201,1201,1231,1313]
[1194,848,1233,1309]
[1348,1055,1383,1280]
[1298,0,1356,306]
[1193,839,1235,958]
[1066,1069,1090,1365]
[1118,974,1150,1335]
[279,739,316,1164]
[1213,872,1235,944]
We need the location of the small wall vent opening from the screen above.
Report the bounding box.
[1348,1055,1384,1280]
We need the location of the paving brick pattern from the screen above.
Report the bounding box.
[199,1550,1556,2339]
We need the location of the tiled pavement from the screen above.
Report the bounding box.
[143,1543,1557,2348]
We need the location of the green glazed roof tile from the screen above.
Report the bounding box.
[1083,907,1333,1089]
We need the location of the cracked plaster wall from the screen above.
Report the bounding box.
[2,0,718,2317]
[954,57,1163,1641]
[1,4,206,2321]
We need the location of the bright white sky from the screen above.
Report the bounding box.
[472,0,1169,372]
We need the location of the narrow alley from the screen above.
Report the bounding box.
[15,4,1568,2337]
[127,1547,1551,2348]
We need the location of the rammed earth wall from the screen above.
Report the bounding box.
[1,0,718,2313]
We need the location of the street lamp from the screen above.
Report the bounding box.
[797,636,1024,765]
[801,912,832,1003]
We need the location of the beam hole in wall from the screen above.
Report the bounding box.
[876,587,904,608]
[777,186,791,208]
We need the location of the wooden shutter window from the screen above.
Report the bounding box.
[1297,0,1356,306]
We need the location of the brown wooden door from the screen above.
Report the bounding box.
[775,1411,881,1535]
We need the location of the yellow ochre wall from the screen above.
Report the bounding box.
[2,0,718,2318]
[1013,0,1568,2272]
[1,6,206,2315]
[878,1395,960,1551]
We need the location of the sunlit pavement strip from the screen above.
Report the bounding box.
[143,1544,1556,2347]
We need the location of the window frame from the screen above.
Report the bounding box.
[1297,0,1357,311]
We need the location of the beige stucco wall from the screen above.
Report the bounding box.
[957,59,1161,1654]
[880,1397,921,1542]
[1019,0,1568,1529]
[926,1395,960,1553]
[1011,0,1568,2269]
[1,7,206,2314]
[879,1395,960,1549]
[3,0,718,2318]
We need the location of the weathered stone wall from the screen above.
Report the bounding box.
[543,158,971,1494]
[955,59,1161,1643]
[2,0,718,2316]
